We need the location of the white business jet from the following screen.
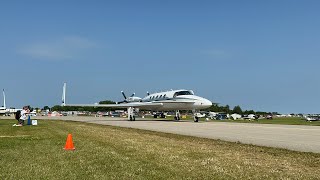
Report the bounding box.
[61,83,212,122]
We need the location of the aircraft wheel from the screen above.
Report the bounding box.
[133,116,136,121]
[161,114,165,118]
[129,116,133,121]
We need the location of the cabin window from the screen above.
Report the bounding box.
[159,95,163,98]
[173,91,194,97]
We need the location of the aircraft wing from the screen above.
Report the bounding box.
[157,100,195,104]
[64,102,164,108]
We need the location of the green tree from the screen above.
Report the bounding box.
[243,110,255,114]
[99,100,116,104]
[43,106,50,110]
[50,100,118,112]
[232,105,243,114]
[224,105,231,114]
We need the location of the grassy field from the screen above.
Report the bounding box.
[146,115,320,126]
[1,119,320,179]
[210,117,320,126]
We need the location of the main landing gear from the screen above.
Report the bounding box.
[129,115,135,121]
[193,109,199,122]
[127,107,135,121]
[174,110,181,121]
[153,112,166,119]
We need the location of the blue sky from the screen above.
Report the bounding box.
[1,1,320,113]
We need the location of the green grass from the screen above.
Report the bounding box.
[146,115,320,126]
[1,119,320,179]
[209,117,320,126]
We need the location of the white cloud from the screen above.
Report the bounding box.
[18,36,96,61]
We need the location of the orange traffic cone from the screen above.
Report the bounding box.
[64,134,75,150]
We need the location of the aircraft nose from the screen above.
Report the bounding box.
[200,98,212,108]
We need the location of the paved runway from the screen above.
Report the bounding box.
[27,116,320,153]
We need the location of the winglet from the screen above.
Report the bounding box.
[62,83,66,106]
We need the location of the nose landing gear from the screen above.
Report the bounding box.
[174,110,180,121]
[193,109,200,122]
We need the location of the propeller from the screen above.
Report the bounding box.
[118,91,142,104]
[121,91,127,100]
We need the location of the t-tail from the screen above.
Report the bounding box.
[2,89,6,109]
[62,83,66,106]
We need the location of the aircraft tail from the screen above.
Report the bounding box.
[62,83,66,106]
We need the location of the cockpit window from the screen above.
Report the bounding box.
[173,90,194,97]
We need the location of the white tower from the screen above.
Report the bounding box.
[62,83,66,106]
[2,89,6,109]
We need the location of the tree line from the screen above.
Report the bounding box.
[49,100,118,112]
[204,104,278,115]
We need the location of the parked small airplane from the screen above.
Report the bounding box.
[243,114,256,120]
[303,115,320,121]
[61,83,212,122]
